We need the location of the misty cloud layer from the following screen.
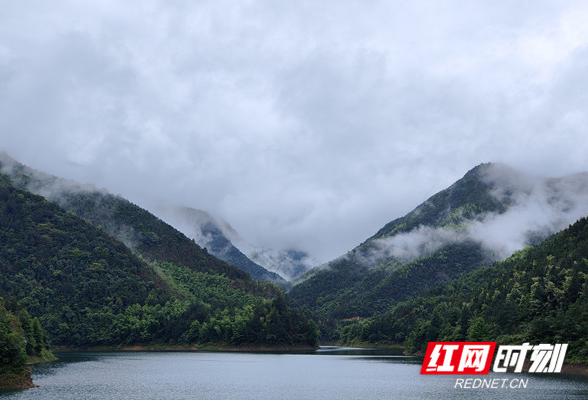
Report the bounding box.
[364,165,588,266]
[2,2,588,262]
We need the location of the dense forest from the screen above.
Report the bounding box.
[0,170,318,350]
[339,216,588,363]
[291,242,489,340]
[0,299,53,388]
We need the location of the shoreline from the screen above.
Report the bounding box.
[557,363,588,377]
[51,344,318,353]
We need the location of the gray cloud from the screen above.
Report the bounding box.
[468,167,588,259]
[2,1,588,263]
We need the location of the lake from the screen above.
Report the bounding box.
[1,347,588,399]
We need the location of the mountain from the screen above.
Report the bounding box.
[152,206,288,286]
[0,152,286,285]
[0,156,318,348]
[0,154,245,280]
[155,205,315,282]
[340,215,588,363]
[0,153,314,283]
[289,163,588,336]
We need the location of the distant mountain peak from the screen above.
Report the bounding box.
[152,205,289,286]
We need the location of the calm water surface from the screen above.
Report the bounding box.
[1,347,588,399]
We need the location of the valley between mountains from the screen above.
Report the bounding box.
[3,152,588,387]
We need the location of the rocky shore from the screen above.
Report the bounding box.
[0,368,36,390]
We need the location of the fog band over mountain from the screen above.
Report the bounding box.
[363,164,588,267]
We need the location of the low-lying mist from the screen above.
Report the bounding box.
[360,164,588,267]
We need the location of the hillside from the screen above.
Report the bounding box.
[340,215,588,363]
[0,169,318,348]
[0,152,284,285]
[290,163,588,338]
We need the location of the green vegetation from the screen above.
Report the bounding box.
[6,152,588,376]
[54,190,249,281]
[0,171,317,352]
[0,299,53,389]
[324,243,486,318]
[3,154,287,286]
[290,242,489,341]
[147,261,317,346]
[291,163,588,363]
[340,216,588,363]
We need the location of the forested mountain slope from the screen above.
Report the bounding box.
[0,152,283,285]
[340,215,588,363]
[290,163,588,338]
[0,170,317,348]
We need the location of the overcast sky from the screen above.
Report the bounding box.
[2,1,588,263]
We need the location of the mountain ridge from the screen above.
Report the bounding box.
[0,155,318,348]
[0,152,284,284]
[340,214,588,363]
[289,162,588,338]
